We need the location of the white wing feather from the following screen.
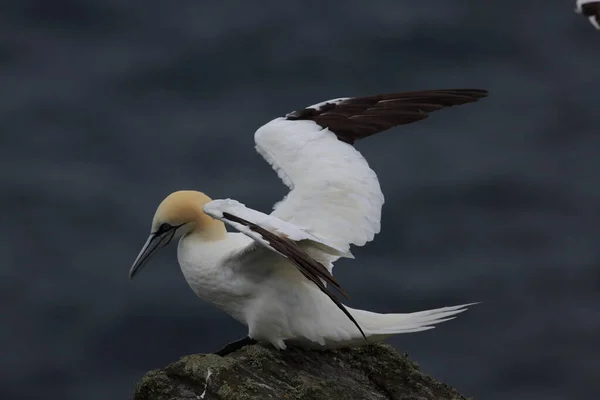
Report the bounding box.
[203,199,353,259]
[254,116,385,260]
[589,15,600,29]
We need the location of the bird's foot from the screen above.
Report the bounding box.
[214,336,257,357]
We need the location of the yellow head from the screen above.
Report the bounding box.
[129,190,226,279]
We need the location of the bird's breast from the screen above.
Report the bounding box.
[176,234,258,323]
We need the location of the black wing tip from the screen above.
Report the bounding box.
[451,88,489,100]
[362,88,489,101]
[438,88,488,95]
[286,88,489,120]
[580,2,600,14]
[405,88,488,102]
[284,88,488,145]
[578,2,600,28]
[447,88,488,98]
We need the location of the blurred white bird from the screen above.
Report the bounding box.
[129,89,487,355]
[576,0,600,30]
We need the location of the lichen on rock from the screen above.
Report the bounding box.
[133,343,467,400]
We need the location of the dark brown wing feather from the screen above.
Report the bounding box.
[581,1,600,24]
[581,2,600,16]
[286,89,488,144]
[221,212,367,342]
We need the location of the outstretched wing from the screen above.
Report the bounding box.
[576,0,600,30]
[255,89,488,260]
[203,199,366,340]
[285,89,488,145]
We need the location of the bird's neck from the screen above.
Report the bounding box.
[189,213,227,241]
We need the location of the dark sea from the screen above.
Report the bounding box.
[2,1,599,399]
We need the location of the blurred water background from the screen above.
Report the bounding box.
[1,1,599,399]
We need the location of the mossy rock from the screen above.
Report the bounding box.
[133,343,467,400]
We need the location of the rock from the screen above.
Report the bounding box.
[133,343,467,400]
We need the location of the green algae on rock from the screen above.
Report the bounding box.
[133,343,467,400]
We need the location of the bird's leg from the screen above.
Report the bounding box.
[214,336,257,356]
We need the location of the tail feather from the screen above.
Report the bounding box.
[351,302,477,336]
[287,301,477,349]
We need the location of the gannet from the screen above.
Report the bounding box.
[576,0,600,29]
[129,89,488,356]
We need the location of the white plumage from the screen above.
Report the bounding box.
[255,117,383,255]
[129,89,487,354]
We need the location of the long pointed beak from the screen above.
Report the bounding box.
[129,229,175,279]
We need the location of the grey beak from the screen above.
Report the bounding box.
[129,228,176,279]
